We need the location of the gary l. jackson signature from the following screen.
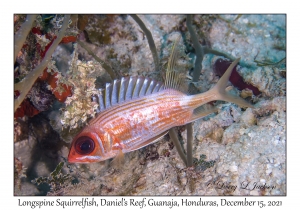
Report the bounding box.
[207,181,276,192]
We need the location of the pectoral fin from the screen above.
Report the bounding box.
[111,132,167,167]
[127,131,168,152]
[111,150,125,167]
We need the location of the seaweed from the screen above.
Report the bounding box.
[186,15,205,83]
[186,122,194,167]
[194,154,216,172]
[130,15,160,71]
[217,15,243,35]
[169,128,188,166]
[14,15,37,62]
[254,57,286,67]
[31,162,73,193]
[272,43,286,51]
[186,14,240,82]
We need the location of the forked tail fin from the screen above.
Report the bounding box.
[208,58,254,108]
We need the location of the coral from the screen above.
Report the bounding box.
[14,98,40,118]
[253,96,286,117]
[40,68,73,103]
[31,26,77,103]
[16,18,107,127]
[58,46,106,130]
[29,81,56,111]
[14,15,79,118]
[181,104,241,143]
[79,15,159,78]
[77,14,90,31]
[14,15,70,112]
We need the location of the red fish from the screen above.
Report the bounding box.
[68,56,253,163]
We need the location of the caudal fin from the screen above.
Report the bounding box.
[209,58,254,108]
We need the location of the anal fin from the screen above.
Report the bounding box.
[188,104,218,123]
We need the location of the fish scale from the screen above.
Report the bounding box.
[97,87,188,147]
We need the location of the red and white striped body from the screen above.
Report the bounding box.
[68,89,195,163]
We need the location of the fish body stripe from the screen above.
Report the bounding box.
[88,89,190,152]
[92,89,184,126]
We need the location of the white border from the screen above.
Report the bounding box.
[3,1,296,209]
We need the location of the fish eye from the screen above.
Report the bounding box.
[74,136,95,155]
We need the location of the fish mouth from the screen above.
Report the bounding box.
[67,150,83,163]
[67,155,79,163]
[67,154,104,163]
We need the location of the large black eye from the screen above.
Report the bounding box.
[75,136,95,155]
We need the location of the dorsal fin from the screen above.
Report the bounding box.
[94,76,165,113]
[165,36,188,93]
[93,37,188,114]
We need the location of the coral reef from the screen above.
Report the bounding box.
[14,15,71,112]
[29,81,56,111]
[59,54,105,130]
[14,14,286,196]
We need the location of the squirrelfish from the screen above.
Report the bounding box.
[68,56,253,163]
